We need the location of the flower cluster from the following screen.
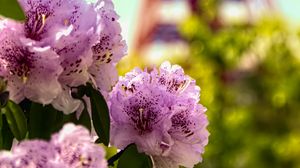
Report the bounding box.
[0,0,126,114]
[0,0,210,167]
[0,123,107,168]
[109,62,209,168]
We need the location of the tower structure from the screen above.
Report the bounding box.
[132,0,196,61]
[132,0,275,63]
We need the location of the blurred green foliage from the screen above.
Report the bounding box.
[0,0,25,20]
[179,0,300,167]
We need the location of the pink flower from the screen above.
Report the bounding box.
[0,123,107,168]
[0,20,62,104]
[110,62,209,168]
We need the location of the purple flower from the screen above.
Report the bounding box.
[18,0,97,43]
[52,0,127,113]
[17,0,99,113]
[51,123,107,168]
[18,0,64,42]
[88,0,127,98]
[0,20,62,104]
[0,152,13,168]
[0,140,64,168]
[12,140,63,168]
[0,123,107,168]
[1,0,126,113]
[110,62,209,168]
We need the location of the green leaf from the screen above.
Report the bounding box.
[0,91,9,108]
[51,111,76,133]
[103,145,118,168]
[104,145,118,160]
[71,85,86,99]
[76,105,91,131]
[69,86,91,130]
[29,103,87,139]
[86,83,110,146]
[117,144,153,168]
[0,110,2,128]
[19,99,32,116]
[0,77,7,93]
[0,115,14,150]
[2,100,27,140]
[0,0,25,20]
[0,112,3,148]
[29,103,59,140]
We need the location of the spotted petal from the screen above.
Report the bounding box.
[51,123,107,168]
[109,62,209,167]
[0,21,62,104]
[51,86,81,114]
[89,0,127,97]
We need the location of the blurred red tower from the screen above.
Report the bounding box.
[133,0,196,54]
[132,0,274,60]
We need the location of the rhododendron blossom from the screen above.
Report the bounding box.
[0,123,107,168]
[89,0,127,99]
[0,0,126,113]
[0,0,210,167]
[0,20,62,104]
[110,62,209,168]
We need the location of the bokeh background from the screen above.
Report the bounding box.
[113,0,300,168]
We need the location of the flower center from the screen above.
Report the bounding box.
[125,97,161,135]
[25,6,51,41]
[5,46,35,83]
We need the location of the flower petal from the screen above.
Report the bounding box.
[89,63,118,98]
[152,156,178,168]
[51,123,107,168]
[109,62,209,167]
[52,86,81,114]
[0,23,62,104]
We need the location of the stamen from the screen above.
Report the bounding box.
[31,16,39,35]
[36,14,47,34]
[22,76,28,84]
[178,79,191,94]
[138,108,146,129]
[160,141,170,153]
[139,108,144,120]
[64,19,69,26]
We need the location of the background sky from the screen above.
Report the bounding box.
[113,0,140,49]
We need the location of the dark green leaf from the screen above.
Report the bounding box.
[95,137,102,144]
[70,85,91,130]
[104,145,118,168]
[0,112,2,148]
[105,145,118,160]
[76,106,91,131]
[0,77,7,93]
[0,91,9,108]
[0,112,2,128]
[29,103,84,138]
[108,144,132,167]
[19,99,32,116]
[86,83,110,146]
[51,113,72,132]
[71,85,86,99]
[29,103,59,140]
[0,0,25,20]
[0,115,14,150]
[2,100,27,140]
[117,144,153,168]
